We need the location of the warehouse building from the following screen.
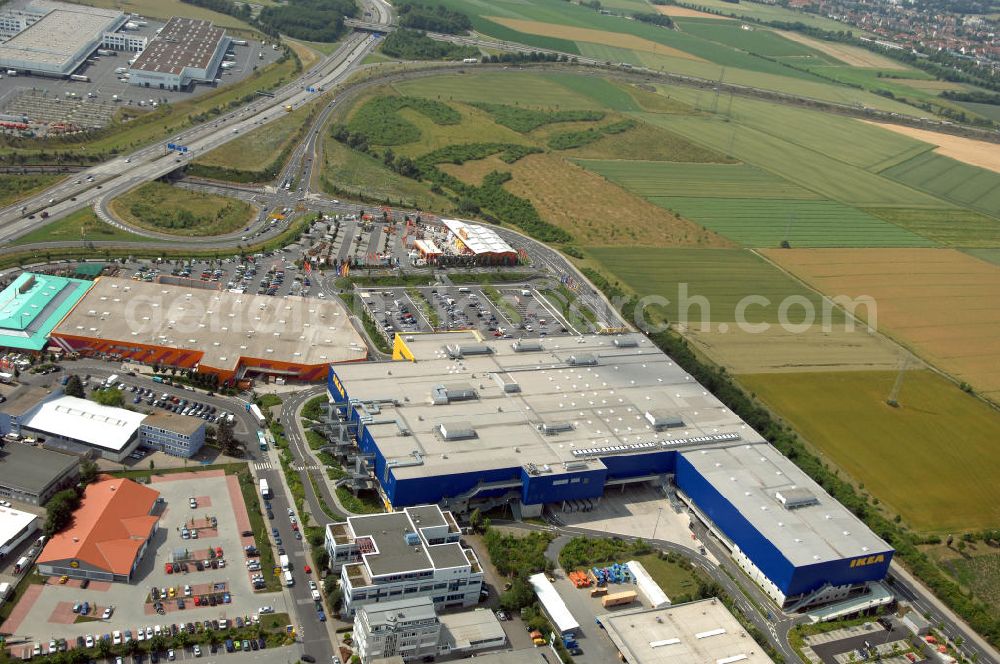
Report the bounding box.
[37,477,159,582]
[0,273,93,352]
[0,505,41,558]
[599,599,776,664]
[325,505,484,616]
[17,394,144,462]
[0,441,79,506]
[128,17,230,90]
[324,332,893,610]
[51,277,367,383]
[0,1,126,77]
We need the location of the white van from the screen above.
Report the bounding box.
[283,570,294,587]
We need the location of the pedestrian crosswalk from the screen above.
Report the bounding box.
[254,461,324,471]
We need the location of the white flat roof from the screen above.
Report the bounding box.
[23,395,144,452]
[601,599,775,664]
[529,573,579,634]
[0,5,124,70]
[0,506,39,549]
[442,219,515,256]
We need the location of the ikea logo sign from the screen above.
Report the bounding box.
[849,554,885,568]
[330,373,346,400]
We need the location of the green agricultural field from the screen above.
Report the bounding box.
[673,0,859,32]
[542,73,644,112]
[192,101,319,181]
[110,182,256,237]
[578,160,933,247]
[739,370,1000,533]
[935,548,1000,611]
[579,161,820,199]
[0,174,61,207]
[881,152,1000,217]
[565,122,731,162]
[676,19,830,59]
[963,248,1000,266]
[73,0,256,31]
[637,113,947,206]
[393,72,609,109]
[863,208,1000,248]
[317,138,452,211]
[956,101,1000,123]
[652,198,932,247]
[12,208,151,246]
[584,246,840,324]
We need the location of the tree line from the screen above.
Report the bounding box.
[396,2,473,34]
[380,28,479,61]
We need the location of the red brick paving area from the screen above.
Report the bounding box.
[0,584,42,634]
[225,475,255,550]
[47,601,78,625]
[150,470,226,483]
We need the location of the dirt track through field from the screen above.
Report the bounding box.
[763,247,1000,401]
[777,30,907,68]
[486,16,707,62]
[863,121,1000,174]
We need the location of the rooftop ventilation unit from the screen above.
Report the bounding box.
[492,372,521,393]
[613,336,638,348]
[539,421,574,435]
[568,353,598,366]
[431,383,478,405]
[513,339,543,352]
[644,410,684,431]
[438,421,476,441]
[775,487,819,510]
[445,343,492,359]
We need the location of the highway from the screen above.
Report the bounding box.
[0,0,394,245]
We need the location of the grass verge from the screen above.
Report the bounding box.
[110,182,256,237]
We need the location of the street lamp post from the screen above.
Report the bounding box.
[652,506,663,542]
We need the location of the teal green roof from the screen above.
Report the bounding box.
[74,262,105,277]
[0,273,93,351]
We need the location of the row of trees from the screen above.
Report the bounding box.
[380,28,479,61]
[397,2,472,34]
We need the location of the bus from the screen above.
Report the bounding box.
[257,430,268,451]
[259,478,271,498]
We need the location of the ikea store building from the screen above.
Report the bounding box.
[325,332,892,610]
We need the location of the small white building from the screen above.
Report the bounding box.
[354,596,440,663]
[529,573,579,635]
[627,559,671,608]
[326,505,484,616]
[0,505,40,558]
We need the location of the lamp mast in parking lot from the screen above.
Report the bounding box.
[652,506,663,542]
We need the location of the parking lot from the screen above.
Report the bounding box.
[0,25,280,131]
[1,472,290,658]
[358,284,573,339]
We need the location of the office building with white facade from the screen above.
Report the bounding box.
[354,597,441,663]
[325,505,484,616]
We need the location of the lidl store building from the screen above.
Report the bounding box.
[325,333,892,609]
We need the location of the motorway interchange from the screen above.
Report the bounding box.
[0,0,995,661]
